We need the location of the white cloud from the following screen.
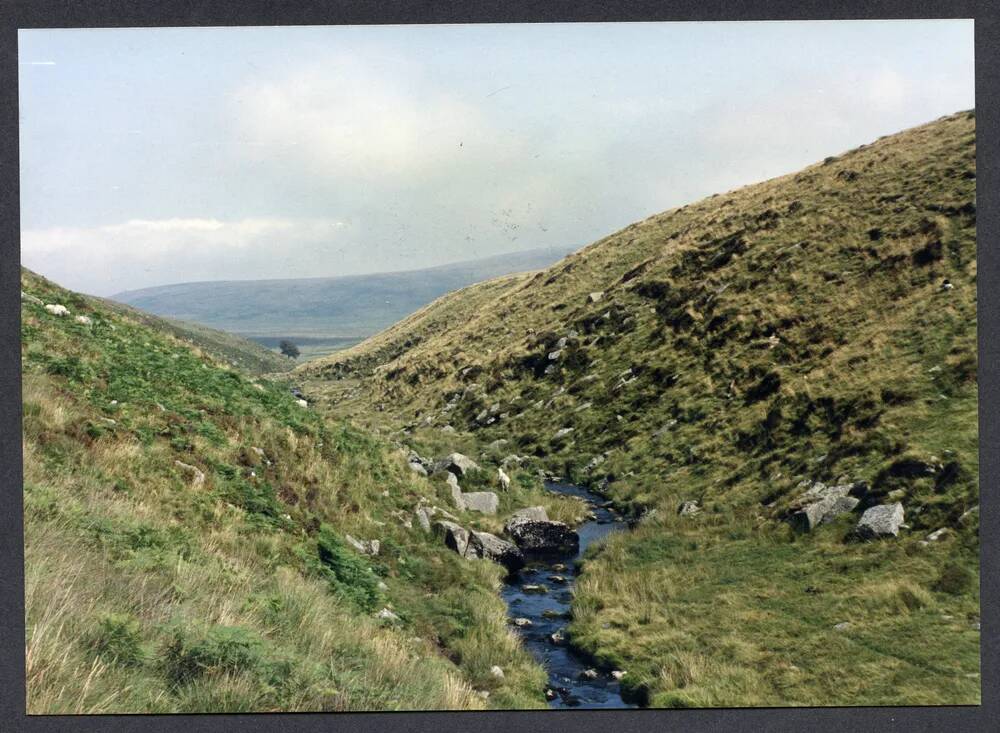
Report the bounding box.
[21,217,349,295]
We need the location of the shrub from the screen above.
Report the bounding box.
[315,524,383,612]
[87,613,145,667]
[933,562,975,596]
[160,625,267,685]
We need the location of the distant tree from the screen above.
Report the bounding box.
[279,339,300,359]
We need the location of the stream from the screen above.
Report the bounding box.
[501,480,637,709]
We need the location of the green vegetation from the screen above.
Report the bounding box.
[300,111,980,706]
[21,267,552,713]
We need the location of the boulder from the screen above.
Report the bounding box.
[376,608,400,622]
[466,531,525,572]
[855,502,905,540]
[434,520,470,555]
[790,495,860,533]
[462,491,499,515]
[497,467,511,491]
[508,506,549,523]
[21,290,43,305]
[505,516,579,554]
[435,452,481,477]
[511,617,533,627]
[345,534,380,556]
[553,427,574,440]
[587,291,604,304]
[174,460,205,488]
[446,473,466,511]
[490,665,505,679]
[414,507,432,533]
[296,399,308,408]
[409,461,428,476]
[678,500,701,516]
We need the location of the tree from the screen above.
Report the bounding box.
[279,339,300,359]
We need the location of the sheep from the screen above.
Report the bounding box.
[44,304,70,316]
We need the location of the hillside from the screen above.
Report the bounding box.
[20,267,601,713]
[298,111,981,706]
[111,246,573,360]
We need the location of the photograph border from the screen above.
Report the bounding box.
[1,2,995,731]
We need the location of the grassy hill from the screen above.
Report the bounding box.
[298,111,980,706]
[111,246,573,360]
[20,267,600,713]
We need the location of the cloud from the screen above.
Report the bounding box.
[231,57,524,185]
[21,217,349,295]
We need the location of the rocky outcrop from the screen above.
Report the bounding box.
[446,472,466,510]
[345,534,380,556]
[855,502,904,539]
[467,531,525,572]
[504,513,579,554]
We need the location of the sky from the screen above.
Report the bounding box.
[19,20,975,296]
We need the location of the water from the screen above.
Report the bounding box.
[500,480,637,709]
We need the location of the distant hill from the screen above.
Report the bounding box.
[111,247,573,359]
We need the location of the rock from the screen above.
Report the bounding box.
[584,454,605,471]
[174,460,205,488]
[959,505,979,525]
[927,527,951,542]
[580,669,599,680]
[296,399,308,408]
[44,303,70,316]
[678,500,701,516]
[345,534,380,556]
[587,291,604,303]
[501,454,524,468]
[790,495,860,532]
[487,439,509,451]
[547,349,563,361]
[414,507,432,533]
[522,584,548,594]
[377,581,389,591]
[74,315,92,325]
[505,516,579,554]
[833,622,851,631]
[550,629,567,646]
[497,467,511,491]
[435,452,481,477]
[440,425,456,433]
[409,461,428,476]
[466,531,525,572]
[21,290,43,305]
[446,473,466,510]
[855,502,905,540]
[544,688,557,701]
[511,617,533,628]
[548,575,567,584]
[509,506,549,524]
[490,665,505,679]
[434,520,470,555]
[553,427,574,440]
[463,491,499,515]
[611,670,626,681]
[376,608,400,622]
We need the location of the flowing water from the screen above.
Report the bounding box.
[501,480,636,709]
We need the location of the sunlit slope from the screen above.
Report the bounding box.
[20,267,560,712]
[301,111,980,706]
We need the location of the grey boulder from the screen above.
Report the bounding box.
[462,491,499,515]
[855,502,905,540]
[505,515,579,554]
[466,531,525,572]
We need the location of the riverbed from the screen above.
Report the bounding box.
[501,480,636,709]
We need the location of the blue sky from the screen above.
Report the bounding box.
[19,21,974,295]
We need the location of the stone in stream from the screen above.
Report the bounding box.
[548,575,568,584]
[504,515,580,554]
[579,669,599,680]
[522,584,548,594]
[511,617,533,628]
[550,629,567,646]
[611,670,627,681]
[466,531,525,572]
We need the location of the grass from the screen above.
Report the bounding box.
[299,110,980,706]
[21,267,550,712]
